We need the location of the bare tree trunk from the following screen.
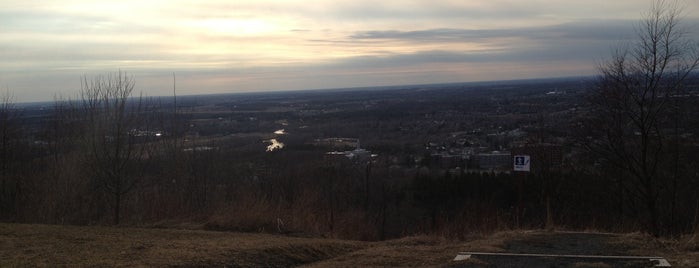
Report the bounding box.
[584,0,699,236]
[114,191,121,225]
[80,70,149,225]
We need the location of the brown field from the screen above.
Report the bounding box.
[1,223,698,267]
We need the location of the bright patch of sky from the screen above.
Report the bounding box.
[1,0,698,102]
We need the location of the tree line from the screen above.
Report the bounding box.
[0,1,698,239]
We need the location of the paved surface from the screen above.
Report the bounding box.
[451,232,662,267]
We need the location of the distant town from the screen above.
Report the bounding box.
[4,76,699,241]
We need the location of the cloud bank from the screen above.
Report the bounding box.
[1,1,698,102]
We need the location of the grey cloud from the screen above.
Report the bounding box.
[330,51,498,68]
[320,42,612,70]
[351,18,699,44]
[325,20,657,71]
[350,28,505,42]
[350,20,638,42]
[331,2,543,22]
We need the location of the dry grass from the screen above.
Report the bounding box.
[0,223,364,267]
[625,232,699,268]
[2,223,698,267]
[303,232,526,267]
[0,223,509,267]
[571,262,612,268]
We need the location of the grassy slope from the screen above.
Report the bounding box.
[2,223,698,267]
[0,223,364,267]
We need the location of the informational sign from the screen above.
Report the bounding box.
[513,155,530,172]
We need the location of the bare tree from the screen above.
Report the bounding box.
[0,91,21,219]
[81,71,149,225]
[585,1,699,236]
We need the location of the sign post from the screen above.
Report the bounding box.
[513,155,530,172]
[513,155,530,227]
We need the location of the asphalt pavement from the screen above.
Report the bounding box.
[450,232,666,267]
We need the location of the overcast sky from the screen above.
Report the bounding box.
[1,0,698,102]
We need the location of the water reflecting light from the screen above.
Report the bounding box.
[266,139,284,151]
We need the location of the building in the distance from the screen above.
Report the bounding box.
[322,138,376,161]
[314,137,360,150]
[476,151,512,170]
